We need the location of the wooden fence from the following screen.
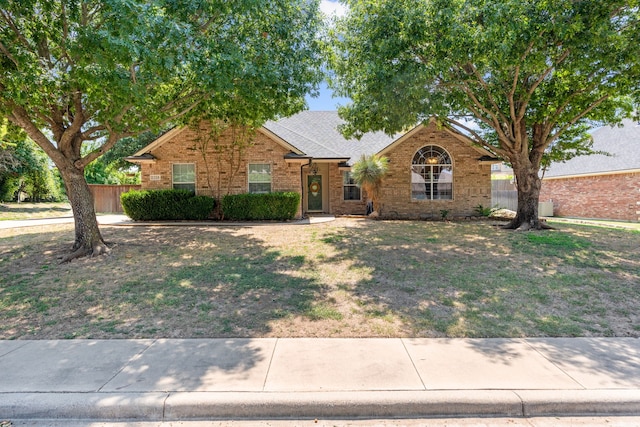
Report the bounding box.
[88,184,140,213]
[491,179,517,211]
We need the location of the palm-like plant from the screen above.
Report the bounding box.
[351,154,389,214]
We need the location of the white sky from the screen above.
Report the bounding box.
[319,0,347,18]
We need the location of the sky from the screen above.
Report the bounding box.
[304,0,350,111]
[306,81,351,111]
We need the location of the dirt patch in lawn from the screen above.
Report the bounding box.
[1,217,639,339]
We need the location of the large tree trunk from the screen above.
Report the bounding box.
[58,163,109,262]
[507,161,544,230]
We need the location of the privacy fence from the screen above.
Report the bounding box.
[88,184,141,213]
[491,179,517,211]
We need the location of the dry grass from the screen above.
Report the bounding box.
[1,217,639,339]
[0,202,72,220]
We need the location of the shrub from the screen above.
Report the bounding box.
[474,204,497,217]
[221,192,300,221]
[121,189,215,221]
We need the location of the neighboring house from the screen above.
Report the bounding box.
[540,119,640,222]
[126,111,498,219]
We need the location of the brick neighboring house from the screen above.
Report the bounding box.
[540,119,640,222]
[126,111,498,219]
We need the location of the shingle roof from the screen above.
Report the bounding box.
[264,111,399,164]
[545,119,640,178]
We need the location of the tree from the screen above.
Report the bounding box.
[0,0,323,260]
[351,154,388,215]
[330,0,640,229]
[1,122,62,201]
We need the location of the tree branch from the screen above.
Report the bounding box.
[59,90,85,151]
[466,62,510,126]
[543,79,600,141]
[0,40,19,69]
[441,117,509,159]
[0,9,31,49]
[546,95,610,147]
[81,125,107,141]
[76,132,122,169]
[518,48,570,121]
[457,80,513,148]
[7,105,64,165]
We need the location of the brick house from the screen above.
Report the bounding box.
[126,111,498,219]
[540,119,640,222]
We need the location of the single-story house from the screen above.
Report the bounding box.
[540,118,640,222]
[126,111,498,219]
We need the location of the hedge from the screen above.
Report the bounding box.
[121,189,215,221]
[221,192,300,221]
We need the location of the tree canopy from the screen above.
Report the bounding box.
[330,0,640,229]
[0,0,324,259]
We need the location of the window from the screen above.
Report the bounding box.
[248,163,272,193]
[411,146,453,200]
[343,171,361,201]
[172,163,195,192]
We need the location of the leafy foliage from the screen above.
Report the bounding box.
[474,204,496,217]
[0,124,63,201]
[0,0,323,255]
[330,0,640,227]
[121,189,214,221]
[350,154,388,212]
[221,192,301,221]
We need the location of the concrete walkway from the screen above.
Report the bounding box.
[2,338,640,422]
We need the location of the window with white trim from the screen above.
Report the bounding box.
[411,146,453,200]
[248,163,272,193]
[342,171,361,201]
[172,163,195,193]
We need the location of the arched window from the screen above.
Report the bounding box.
[411,146,453,200]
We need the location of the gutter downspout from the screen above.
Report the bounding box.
[300,159,313,218]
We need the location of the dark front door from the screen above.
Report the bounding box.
[308,175,322,211]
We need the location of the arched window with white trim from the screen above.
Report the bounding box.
[411,146,453,200]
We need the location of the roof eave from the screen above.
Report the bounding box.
[543,168,640,180]
[131,127,186,157]
[257,127,305,155]
[124,153,157,164]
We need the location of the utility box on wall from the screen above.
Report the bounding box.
[539,201,554,217]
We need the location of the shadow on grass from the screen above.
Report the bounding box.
[0,204,71,214]
[315,220,640,339]
[0,224,326,340]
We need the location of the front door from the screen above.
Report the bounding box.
[307,175,322,211]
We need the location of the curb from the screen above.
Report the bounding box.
[4,390,640,421]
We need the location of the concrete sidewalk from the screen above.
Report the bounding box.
[2,338,640,422]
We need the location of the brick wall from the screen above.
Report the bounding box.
[378,123,493,219]
[328,163,367,216]
[139,122,304,217]
[540,172,640,222]
[138,120,494,219]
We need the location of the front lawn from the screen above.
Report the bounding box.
[0,218,638,339]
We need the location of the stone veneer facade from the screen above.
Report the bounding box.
[540,172,640,222]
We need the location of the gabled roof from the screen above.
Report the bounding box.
[264,111,399,164]
[126,111,499,165]
[377,117,498,161]
[545,119,640,178]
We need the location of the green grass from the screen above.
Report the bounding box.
[0,218,638,339]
